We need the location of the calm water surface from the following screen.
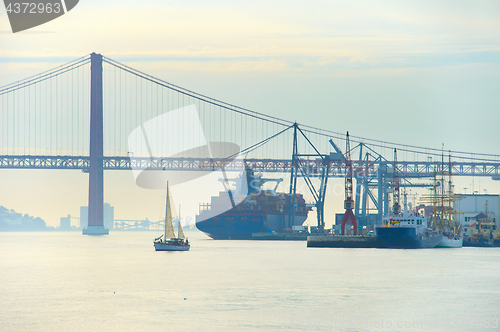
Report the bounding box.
[1,231,499,331]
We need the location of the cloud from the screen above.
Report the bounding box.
[1,0,500,78]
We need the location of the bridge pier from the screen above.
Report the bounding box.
[83,53,108,235]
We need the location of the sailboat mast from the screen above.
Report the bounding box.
[165,181,169,241]
[178,204,181,238]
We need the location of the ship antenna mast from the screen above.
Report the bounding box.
[340,132,358,235]
[392,149,401,215]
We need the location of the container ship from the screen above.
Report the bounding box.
[195,169,311,239]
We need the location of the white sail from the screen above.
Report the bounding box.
[165,182,176,239]
[178,205,185,239]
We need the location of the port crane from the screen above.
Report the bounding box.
[392,149,401,215]
[340,132,358,234]
[287,123,329,232]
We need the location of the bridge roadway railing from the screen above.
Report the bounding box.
[1,155,500,179]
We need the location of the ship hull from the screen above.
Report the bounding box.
[435,236,463,248]
[196,214,307,240]
[196,214,265,240]
[376,227,442,249]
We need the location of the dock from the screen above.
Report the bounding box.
[251,232,309,240]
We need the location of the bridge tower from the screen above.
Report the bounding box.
[82,53,108,235]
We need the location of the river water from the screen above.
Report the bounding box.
[1,231,499,331]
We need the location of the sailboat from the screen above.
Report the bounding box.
[430,152,463,248]
[154,182,190,251]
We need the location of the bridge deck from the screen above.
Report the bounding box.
[1,155,499,178]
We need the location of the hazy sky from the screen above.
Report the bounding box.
[1,1,500,227]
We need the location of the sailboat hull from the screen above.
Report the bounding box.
[154,242,190,251]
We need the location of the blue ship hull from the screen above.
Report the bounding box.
[196,215,265,239]
[376,227,442,249]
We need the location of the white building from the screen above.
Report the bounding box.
[80,203,114,230]
[454,194,499,230]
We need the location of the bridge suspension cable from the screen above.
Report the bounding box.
[102,56,293,128]
[0,55,90,96]
[102,55,500,163]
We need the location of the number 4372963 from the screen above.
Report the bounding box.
[5,2,62,14]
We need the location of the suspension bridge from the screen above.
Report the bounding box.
[2,52,500,233]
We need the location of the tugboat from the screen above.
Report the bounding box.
[463,202,498,247]
[154,182,190,251]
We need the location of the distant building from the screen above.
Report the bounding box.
[80,206,88,229]
[60,215,71,230]
[454,194,499,232]
[80,203,114,230]
[104,203,114,230]
[417,205,433,217]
